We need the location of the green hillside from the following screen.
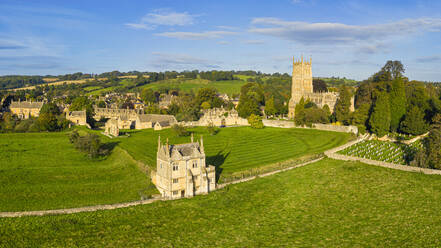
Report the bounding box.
[2,158,441,247]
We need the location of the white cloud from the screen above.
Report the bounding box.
[243,40,265,45]
[151,52,221,69]
[218,41,230,45]
[126,10,196,30]
[155,31,237,40]
[249,17,441,44]
[415,55,441,63]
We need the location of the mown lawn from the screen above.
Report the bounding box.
[0,132,154,212]
[2,158,441,247]
[118,127,351,178]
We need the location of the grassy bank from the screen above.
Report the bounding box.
[2,158,441,247]
[0,132,154,211]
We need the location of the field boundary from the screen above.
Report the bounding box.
[325,135,441,175]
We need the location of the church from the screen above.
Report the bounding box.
[288,56,352,119]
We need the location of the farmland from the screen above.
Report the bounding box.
[0,132,155,212]
[2,158,441,247]
[140,78,247,95]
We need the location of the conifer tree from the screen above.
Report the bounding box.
[368,92,390,137]
[426,114,441,169]
[389,78,406,132]
[400,106,429,135]
[294,97,306,126]
[334,86,351,124]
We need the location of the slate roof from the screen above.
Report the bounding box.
[10,101,44,109]
[137,114,176,124]
[170,142,201,157]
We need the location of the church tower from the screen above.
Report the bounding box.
[288,55,312,118]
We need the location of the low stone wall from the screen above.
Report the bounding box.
[262,119,295,128]
[313,123,358,134]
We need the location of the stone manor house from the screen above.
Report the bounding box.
[152,135,216,199]
[288,56,354,119]
[9,100,44,119]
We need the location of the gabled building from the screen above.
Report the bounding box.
[9,100,44,119]
[152,134,216,199]
[66,110,87,126]
[135,114,177,130]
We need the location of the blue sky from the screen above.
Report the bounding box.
[1,0,441,81]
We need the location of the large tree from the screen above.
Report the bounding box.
[372,60,405,82]
[389,78,406,132]
[400,106,429,135]
[334,86,352,124]
[426,114,441,169]
[368,92,390,137]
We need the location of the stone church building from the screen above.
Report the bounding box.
[288,56,353,119]
[152,135,216,199]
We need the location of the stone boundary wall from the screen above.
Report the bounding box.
[262,119,295,128]
[325,135,441,175]
[262,119,358,134]
[313,123,358,134]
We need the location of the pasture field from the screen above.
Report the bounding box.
[117,127,351,180]
[140,78,246,95]
[0,132,154,212]
[2,158,441,247]
[338,140,422,164]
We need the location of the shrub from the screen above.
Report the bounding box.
[69,131,109,158]
[206,123,219,135]
[248,114,264,129]
[172,124,190,136]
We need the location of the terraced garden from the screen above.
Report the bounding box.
[338,140,422,164]
[117,127,351,180]
[2,158,441,247]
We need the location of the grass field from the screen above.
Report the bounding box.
[140,78,246,95]
[2,158,441,247]
[117,127,351,179]
[0,132,155,212]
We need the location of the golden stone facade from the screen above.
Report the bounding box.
[288,56,339,119]
[152,135,216,199]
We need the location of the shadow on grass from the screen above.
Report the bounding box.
[101,141,120,153]
[207,151,230,182]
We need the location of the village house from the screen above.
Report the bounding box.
[152,135,216,199]
[198,107,248,127]
[104,119,119,137]
[9,100,44,119]
[135,114,177,130]
[66,110,87,126]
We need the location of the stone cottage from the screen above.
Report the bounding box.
[152,134,216,199]
[9,100,44,119]
[66,110,87,126]
[135,114,177,130]
[104,119,119,137]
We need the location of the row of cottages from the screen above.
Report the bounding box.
[152,135,216,199]
[198,107,248,127]
[93,107,142,121]
[9,100,44,119]
[135,114,177,130]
